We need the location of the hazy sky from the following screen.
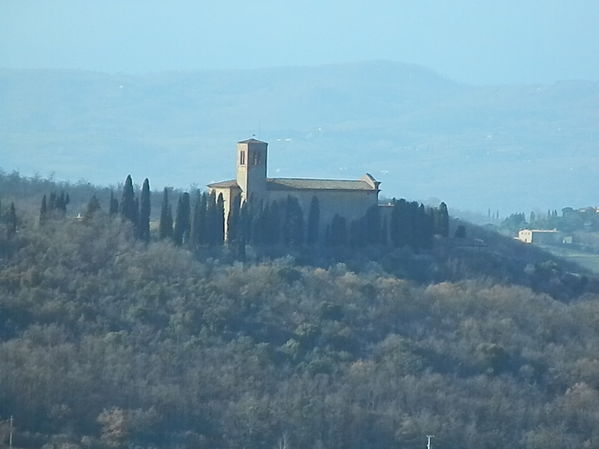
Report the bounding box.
[1,0,598,84]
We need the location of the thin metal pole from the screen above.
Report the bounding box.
[9,415,13,449]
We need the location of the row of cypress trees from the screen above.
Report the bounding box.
[35,175,451,252]
[228,196,450,251]
[158,189,226,248]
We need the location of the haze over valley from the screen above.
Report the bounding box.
[2,61,598,214]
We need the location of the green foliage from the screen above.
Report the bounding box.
[119,175,138,228]
[227,193,241,244]
[84,195,101,221]
[1,209,599,449]
[138,179,151,243]
[5,172,599,449]
[173,192,191,246]
[283,195,304,246]
[435,202,449,237]
[159,188,173,240]
[109,190,119,216]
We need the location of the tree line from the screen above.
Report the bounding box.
[44,175,451,253]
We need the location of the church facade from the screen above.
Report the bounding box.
[208,138,381,239]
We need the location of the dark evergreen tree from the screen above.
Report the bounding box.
[173,192,191,246]
[307,196,320,245]
[283,195,304,246]
[437,202,449,237]
[159,188,173,240]
[215,193,225,245]
[109,191,119,216]
[190,191,203,250]
[39,194,47,225]
[120,175,138,233]
[205,191,218,246]
[198,193,208,245]
[237,200,250,258]
[227,193,241,244]
[139,178,151,242]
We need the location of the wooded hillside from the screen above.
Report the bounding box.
[1,174,599,449]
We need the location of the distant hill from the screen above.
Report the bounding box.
[2,61,598,212]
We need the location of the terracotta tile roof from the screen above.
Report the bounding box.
[207,179,239,188]
[267,178,375,191]
[208,176,379,192]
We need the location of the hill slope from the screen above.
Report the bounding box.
[2,61,598,212]
[1,213,599,449]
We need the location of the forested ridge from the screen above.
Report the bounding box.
[2,172,599,449]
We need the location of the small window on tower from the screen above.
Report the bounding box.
[252,152,260,166]
[240,151,246,165]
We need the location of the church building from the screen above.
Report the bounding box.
[208,138,381,239]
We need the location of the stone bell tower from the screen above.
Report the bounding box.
[236,138,268,202]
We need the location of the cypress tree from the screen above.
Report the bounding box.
[173,192,191,246]
[283,195,304,246]
[237,200,249,259]
[190,191,203,250]
[198,192,208,245]
[227,193,241,244]
[215,193,225,245]
[139,178,151,242]
[307,196,320,245]
[437,202,449,237]
[205,191,217,245]
[120,175,138,227]
[159,187,173,240]
[40,195,48,225]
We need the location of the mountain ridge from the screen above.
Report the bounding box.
[2,61,598,213]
